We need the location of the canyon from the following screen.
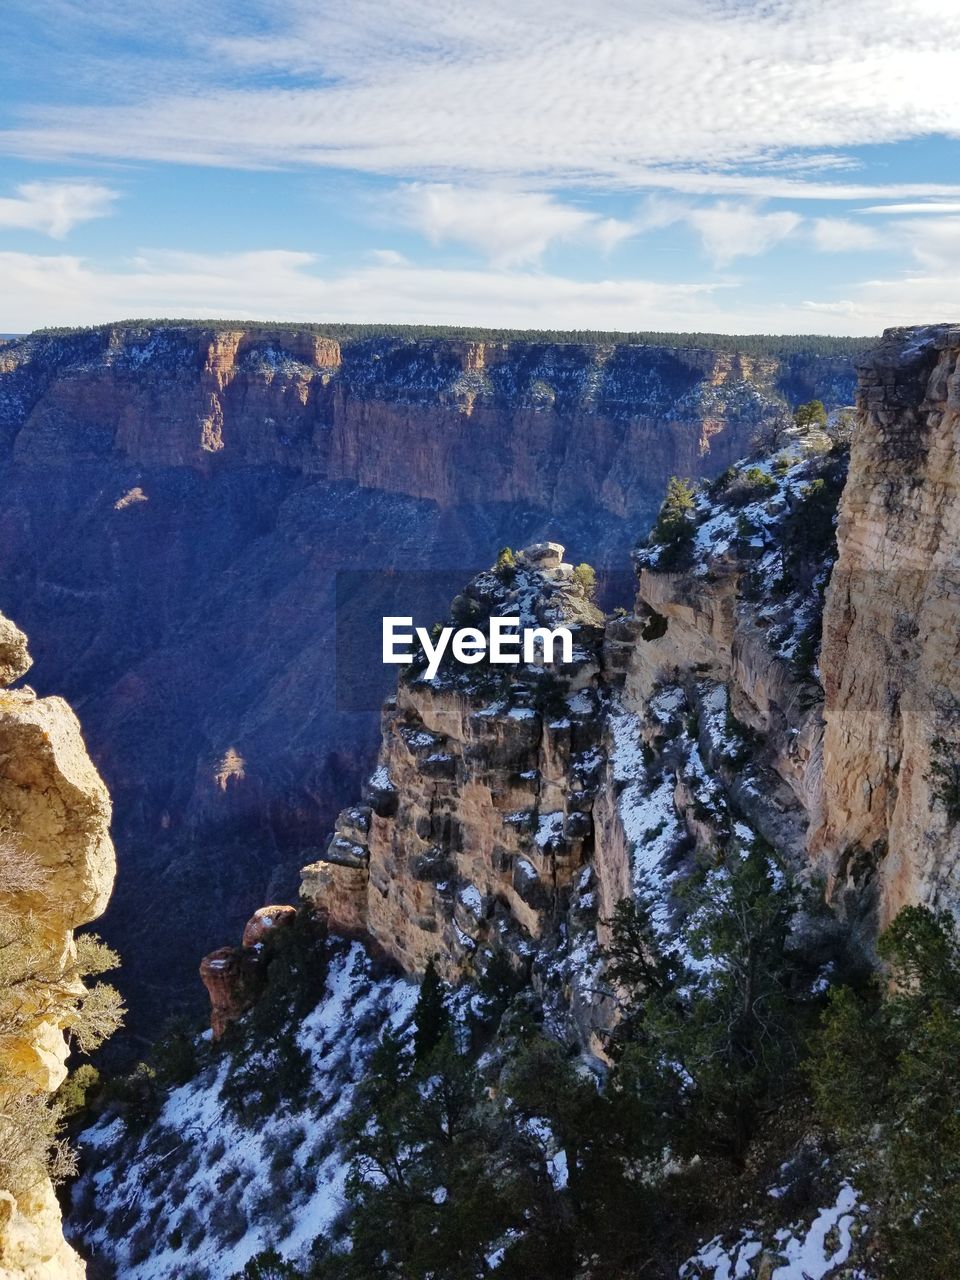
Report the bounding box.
[0,323,857,1043]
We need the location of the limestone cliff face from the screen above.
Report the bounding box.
[0,323,855,1040]
[816,325,960,927]
[0,614,115,1280]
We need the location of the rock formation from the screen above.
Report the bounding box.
[301,432,849,1049]
[297,325,960,1026]
[0,613,115,1279]
[815,324,960,928]
[0,323,856,1040]
[200,904,296,1039]
[302,544,605,979]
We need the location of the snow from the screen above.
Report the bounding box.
[458,883,484,915]
[535,811,565,847]
[681,1182,864,1280]
[71,942,418,1280]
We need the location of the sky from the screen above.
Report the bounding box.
[1,0,960,335]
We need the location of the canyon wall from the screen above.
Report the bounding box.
[0,613,115,1279]
[0,324,855,1039]
[816,324,960,927]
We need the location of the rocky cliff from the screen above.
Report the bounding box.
[815,324,960,930]
[298,435,845,1054]
[0,323,855,1041]
[296,323,959,1028]
[0,614,115,1279]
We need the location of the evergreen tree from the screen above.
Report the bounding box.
[810,906,960,1278]
[794,398,828,431]
[651,476,698,568]
[607,840,817,1170]
[413,956,449,1062]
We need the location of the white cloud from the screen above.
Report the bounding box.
[628,198,803,265]
[683,204,802,266]
[858,201,960,215]
[397,185,633,266]
[810,218,886,252]
[0,247,749,334]
[3,0,960,200]
[4,243,956,339]
[0,181,116,238]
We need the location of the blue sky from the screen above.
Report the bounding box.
[2,0,960,334]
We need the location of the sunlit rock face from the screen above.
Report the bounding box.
[815,325,960,930]
[302,545,607,981]
[0,612,115,1279]
[0,324,856,1037]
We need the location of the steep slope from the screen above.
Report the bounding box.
[0,324,856,1038]
[0,613,116,1279]
[815,324,960,929]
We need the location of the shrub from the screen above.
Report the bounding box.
[209,1191,249,1247]
[494,546,517,584]
[54,1063,101,1121]
[0,847,124,1193]
[572,562,597,599]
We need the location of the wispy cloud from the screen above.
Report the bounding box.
[3,0,960,199]
[809,217,886,252]
[0,181,117,238]
[858,201,960,215]
[397,185,634,266]
[0,247,730,333]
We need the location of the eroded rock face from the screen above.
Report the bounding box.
[302,546,606,980]
[816,325,960,927]
[0,613,115,1279]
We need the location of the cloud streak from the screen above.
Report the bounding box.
[3,0,960,199]
[1,244,956,338]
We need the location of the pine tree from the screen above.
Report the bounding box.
[794,398,828,431]
[414,956,449,1062]
[810,906,960,1278]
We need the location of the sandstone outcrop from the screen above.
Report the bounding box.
[200,904,297,1039]
[298,437,851,1050]
[815,324,960,928]
[302,545,606,980]
[0,613,115,1280]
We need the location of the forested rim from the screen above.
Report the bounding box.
[23,321,876,359]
